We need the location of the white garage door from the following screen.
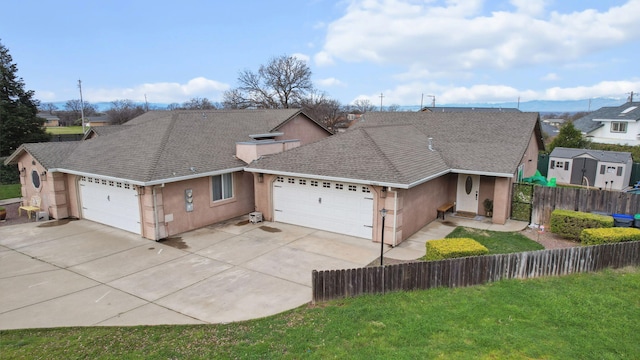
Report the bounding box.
[79,176,141,234]
[273,176,374,239]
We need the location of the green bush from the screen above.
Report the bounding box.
[580,227,640,245]
[425,238,489,261]
[549,209,614,240]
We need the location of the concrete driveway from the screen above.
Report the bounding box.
[0,216,389,330]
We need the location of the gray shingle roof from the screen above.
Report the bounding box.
[573,102,640,134]
[6,109,320,184]
[549,147,632,163]
[5,142,80,168]
[248,111,541,187]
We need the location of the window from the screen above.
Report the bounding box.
[556,161,564,169]
[288,178,295,184]
[299,179,306,185]
[611,122,627,133]
[617,166,623,176]
[310,180,318,187]
[322,182,331,188]
[550,160,555,169]
[276,176,284,182]
[564,162,569,171]
[31,170,40,189]
[348,185,357,191]
[212,173,233,201]
[335,183,343,190]
[362,187,371,193]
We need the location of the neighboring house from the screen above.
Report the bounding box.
[4,109,331,241]
[547,147,633,190]
[37,112,60,127]
[86,114,112,127]
[246,112,543,245]
[573,102,640,145]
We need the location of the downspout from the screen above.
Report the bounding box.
[390,188,398,247]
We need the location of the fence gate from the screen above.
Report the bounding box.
[511,183,534,222]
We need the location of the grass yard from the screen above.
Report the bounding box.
[1,267,638,359]
[46,126,85,135]
[0,183,21,200]
[446,226,545,254]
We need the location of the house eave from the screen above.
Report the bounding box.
[47,167,246,187]
[450,169,514,178]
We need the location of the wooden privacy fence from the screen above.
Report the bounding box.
[311,241,640,303]
[531,186,640,226]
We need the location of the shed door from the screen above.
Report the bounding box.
[79,177,141,234]
[570,158,597,186]
[272,177,374,239]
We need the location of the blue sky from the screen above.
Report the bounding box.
[2,0,639,107]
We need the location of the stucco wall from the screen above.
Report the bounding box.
[275,115,329,145]
[14,154,60,219]
[396,174,453,244]
[478,176,496,216]
[159,171,255,237]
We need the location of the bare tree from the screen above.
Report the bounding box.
[39,102,58,114]
[167,103,181,110]
[106,99,146,124]
[300,91,343,128]
[222,89,251,109]
[56,99,97,126]
[352,99,375,113]
[227,55,314,109]
[386,104,401,112]
[181,97,216,110]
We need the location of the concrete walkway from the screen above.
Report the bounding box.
[0,213,527,330]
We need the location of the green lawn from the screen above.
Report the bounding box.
[46,126,85,135]
[1,267,638,359]
[446,226,545,254]
[0,183,21,200]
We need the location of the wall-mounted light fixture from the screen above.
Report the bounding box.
[258,173,264,183]
[20,167,26,176]
[380,186,387,198]
[40,170,47,180]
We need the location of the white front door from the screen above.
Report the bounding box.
[79,177,141,234]
[456,174,480,214]
[272,176,374,239]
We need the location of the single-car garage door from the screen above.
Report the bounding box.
[79,176,141,234]
[273,176,374,239]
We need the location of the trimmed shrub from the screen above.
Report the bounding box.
[549,209,613,240]
[425,238,489,261]
[580,227,640,245]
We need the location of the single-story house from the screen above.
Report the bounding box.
[37,112,60,127]
[4,109,331,240]
[572,102,640,146]
[246,112,543,245]
[548,147,633,190]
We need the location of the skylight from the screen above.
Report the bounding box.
[620,106,638,114]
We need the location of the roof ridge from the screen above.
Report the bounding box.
[360,127,406,182]
[146,113,179,182]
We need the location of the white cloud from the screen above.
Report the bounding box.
[317,77,346,87]
[82,77,230,103]
[354,79,640,105]
[316,0,640,73]
[292,53,311,63]
[541,73,559,81]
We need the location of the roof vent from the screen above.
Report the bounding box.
[428,137,435,151]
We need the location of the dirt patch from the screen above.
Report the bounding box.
[235,220,250,226]
[520,227,580,249]
[158,236,189,249]
[259,225,281,233]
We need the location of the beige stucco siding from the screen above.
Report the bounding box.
[275,115,329,145]
[159,172,254,237]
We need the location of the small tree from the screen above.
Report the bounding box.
[548,122,590,153]
[106,99,146,124]
[0,40,50,157]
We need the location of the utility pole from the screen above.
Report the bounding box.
[628,91,635,103]
[427,95,435,108]
[78,80,86,133]
[379,93,384,111]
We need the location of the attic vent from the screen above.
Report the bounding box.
[428,137,435,151]
[620,106,637,115]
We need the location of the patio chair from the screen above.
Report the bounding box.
[18,195,41,220]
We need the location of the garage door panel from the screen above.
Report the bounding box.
[273,177,373,239]
[79,177,141,234]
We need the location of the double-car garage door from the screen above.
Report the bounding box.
[273,176,374,239]
[79,177,141,234]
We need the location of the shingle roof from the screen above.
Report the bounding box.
[247,111,541,187]
[6,109,319,184]
[4,142,80,168]
[549,147,632,163]
[573,102,640,134]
